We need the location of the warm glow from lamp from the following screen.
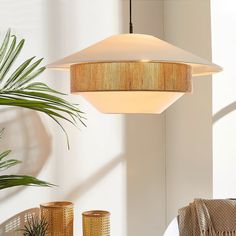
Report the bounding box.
[78,91,184,114]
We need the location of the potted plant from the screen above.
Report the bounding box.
[21,216,48,236]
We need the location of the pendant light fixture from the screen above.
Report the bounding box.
[48,0,222,114]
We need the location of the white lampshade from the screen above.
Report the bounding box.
[48,34,222,114]
[79,91,184,114]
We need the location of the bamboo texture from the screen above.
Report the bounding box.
[40,201,74,236]
[83,210,110,236]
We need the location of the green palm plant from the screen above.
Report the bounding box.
[0,29,85,190]
[0,29,85,140]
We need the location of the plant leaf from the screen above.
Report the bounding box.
[24,82,66,95]
[17,67,46,88]
[0,159,21,171]
[0,35,16,72]
[0,39,25,82]
[0,175,54,190]
[0,149,11,161]
[0,29,11,64]
[0,150,54,190]
[3,56,35,89]
[8,58,44,89]
[21,216,48,236]
[0,29,86,148]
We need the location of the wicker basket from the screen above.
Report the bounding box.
[40,201,74,236]
[82,210,110,236]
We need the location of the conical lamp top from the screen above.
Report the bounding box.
[48,34,222,76]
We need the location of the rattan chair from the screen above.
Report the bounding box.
[0,208,39,236]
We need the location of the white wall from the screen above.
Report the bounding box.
[164,0,213,223]
[0,1,167,236]
[211,0,236,199]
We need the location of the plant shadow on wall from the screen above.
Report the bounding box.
[0,29,85,193]
[0,107,51,202]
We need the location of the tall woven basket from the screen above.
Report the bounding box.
[40,201,74,236]
[82,210,110,236]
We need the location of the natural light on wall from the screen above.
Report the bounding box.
[212,0,236,199]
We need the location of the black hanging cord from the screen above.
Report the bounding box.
[129,0,134,33]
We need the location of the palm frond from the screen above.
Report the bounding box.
[0,29,86,146]
[0,29,10,64]
[0,159,21,171]
[4,56,35,89]
[0,38,25,82]
[0,175,53,190]
[0,131,53,190]
[0,149,11,161]
[0,149,22,171]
